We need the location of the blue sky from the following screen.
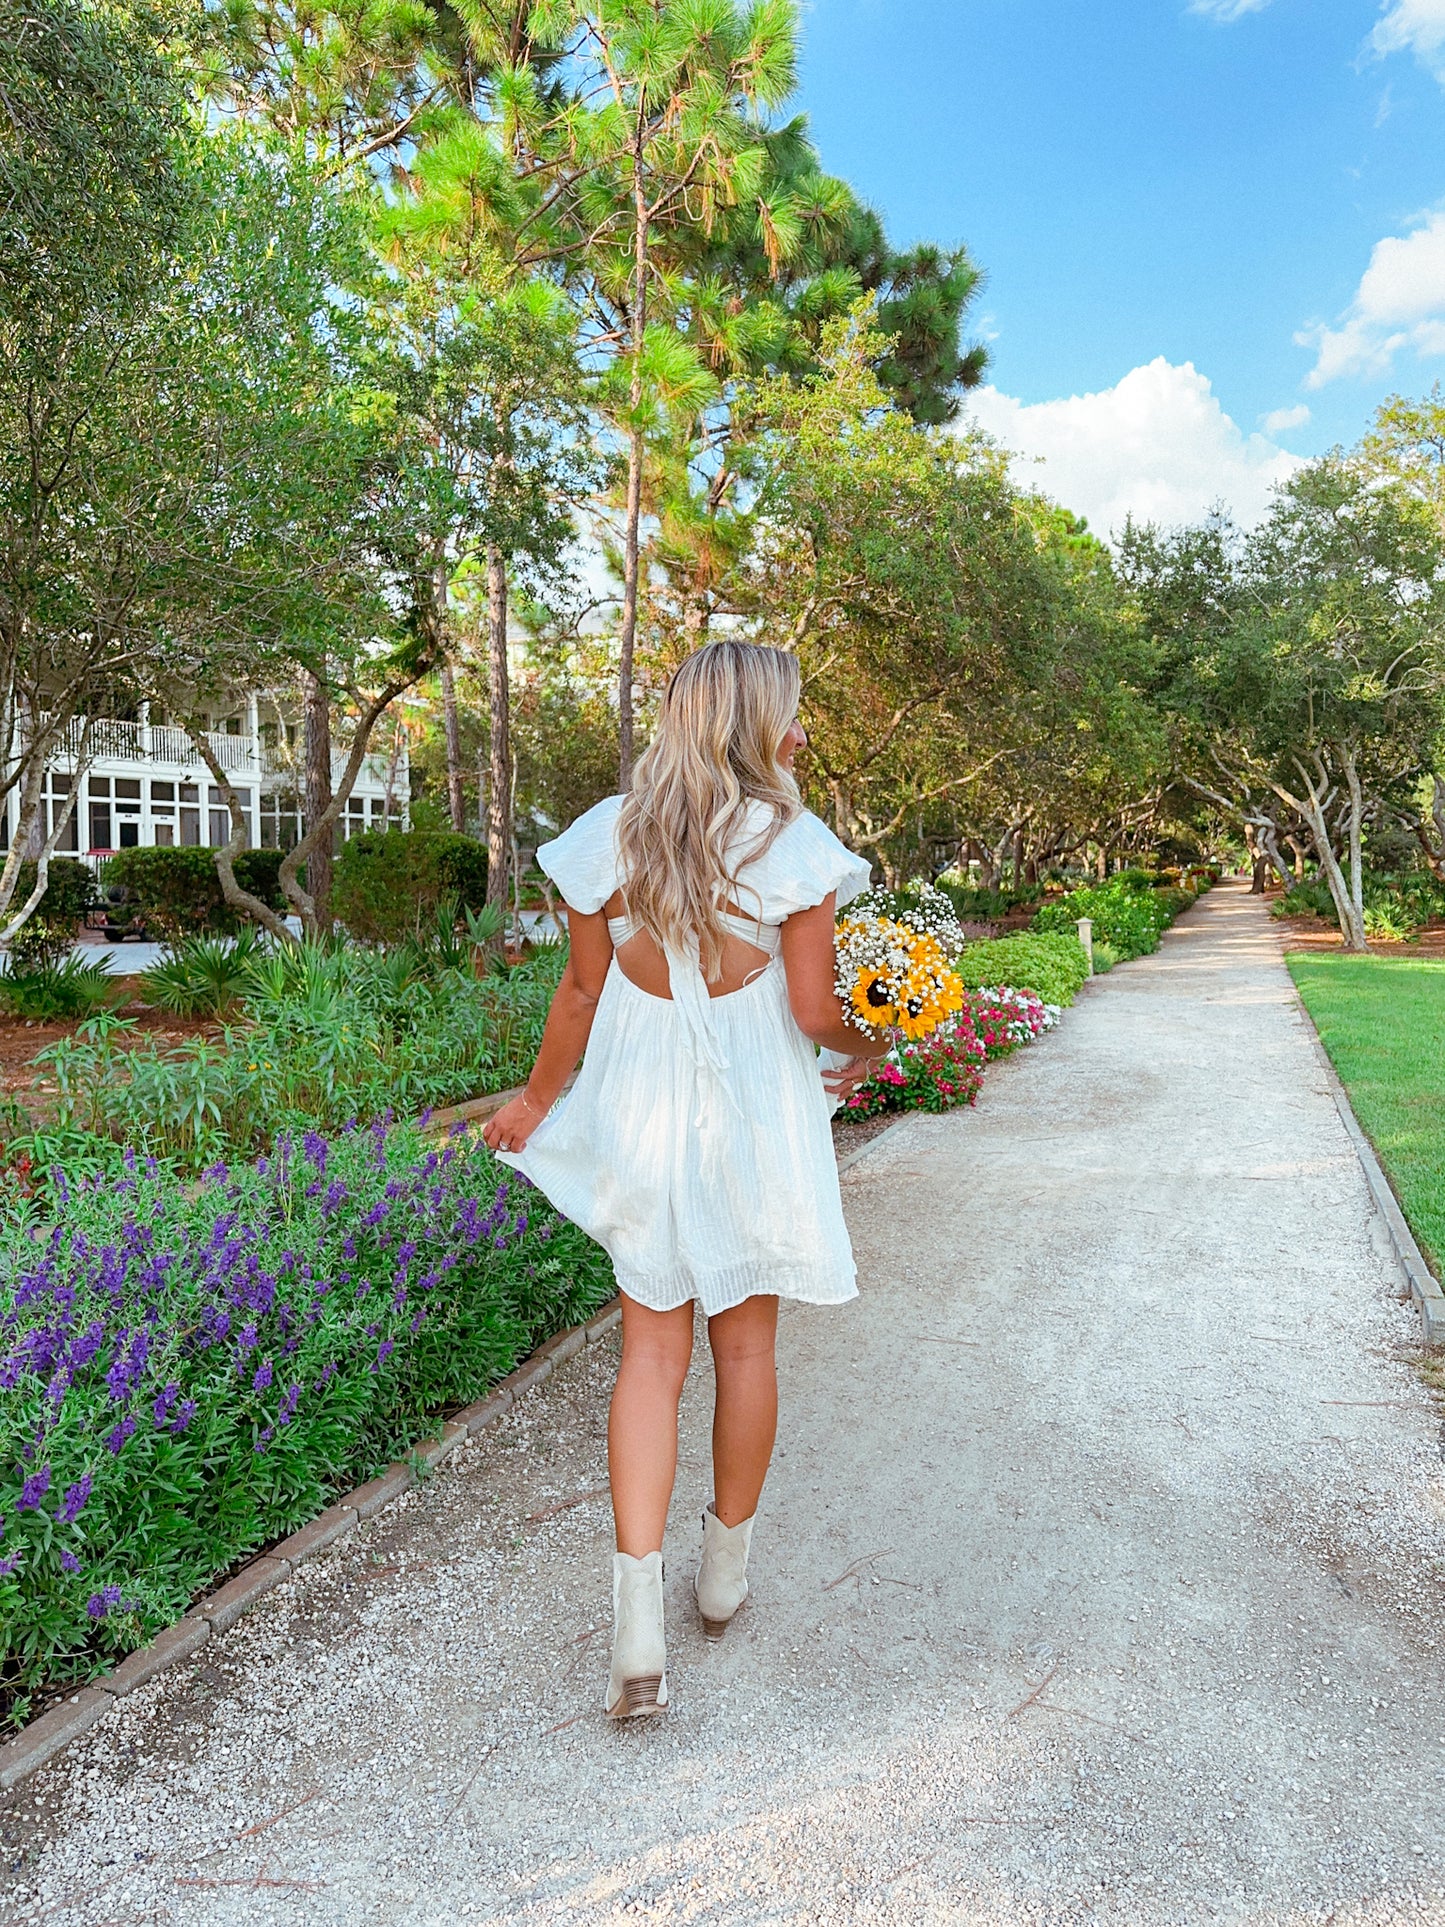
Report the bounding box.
[796,0,1445,535]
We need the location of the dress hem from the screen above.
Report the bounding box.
[613,1268,858,1318]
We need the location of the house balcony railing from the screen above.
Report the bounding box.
[41,715,402,789]
[51,716,262,774]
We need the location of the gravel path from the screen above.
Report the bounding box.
[5,879,1445,1926]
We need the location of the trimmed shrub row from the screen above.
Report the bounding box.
[100,847,287,942]
[954,931,1092,1007]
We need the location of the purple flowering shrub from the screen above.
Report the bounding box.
[0,1116,612,1730]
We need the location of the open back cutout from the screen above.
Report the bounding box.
[604,891,774,1001]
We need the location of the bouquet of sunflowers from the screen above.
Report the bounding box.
[834,909,965,1042]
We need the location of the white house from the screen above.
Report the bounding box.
[2,696,409,864]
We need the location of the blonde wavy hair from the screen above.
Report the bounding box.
[616,642,802,975]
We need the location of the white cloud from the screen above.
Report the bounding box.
[1261,402,1311,433]
[1188,0,1273,17]
[963,358,1303,538]
[1300,208,1445,386]
[1372,0,1445,81]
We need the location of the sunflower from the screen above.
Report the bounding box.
[850,969,898,1024]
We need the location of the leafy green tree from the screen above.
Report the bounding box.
[731,313,1046,878]
[498,0,805,780]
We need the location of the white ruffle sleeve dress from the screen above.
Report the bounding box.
[497,795,873,1316]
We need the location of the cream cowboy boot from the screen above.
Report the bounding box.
[694,1502,755,1639]
[606,1550,668,1718]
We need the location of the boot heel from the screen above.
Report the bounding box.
[694,1503,755,1639]
[606,1551,668,1718]
[613,1673,666,1718]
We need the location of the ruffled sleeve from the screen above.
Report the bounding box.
[746,810,873,922]
[536,795,624,914]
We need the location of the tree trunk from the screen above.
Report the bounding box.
[0,720,91,951]
[280,679,415,934]
[301,668,333,930]
[485,542,512,928]
[381,718,405,831]
[1287,760,1365,952]
[189,731,294,946]
[441,662,465,832]
[1343,746,1367,951]
[617,152,649,789]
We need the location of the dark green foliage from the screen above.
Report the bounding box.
[953,933,1090,1007]
[7,858,97,968]
[1151,885,1196,919]
[935,879,1043,921]
[235,848,287,911]
[0,0,190,331]
[0,1117,615,1727]
[0,955,114,1021]
[100,847,287,942]
[1274,879,1337,921]
[332,830,489,943]
[138,928,269,1016]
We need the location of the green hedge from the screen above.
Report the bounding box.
[0,1117,614,1729]
[100,846,288,942]
[1032,881,1174,959]
[6,858,97,968]
[954,931,1091,1007]
[332,830,489,943]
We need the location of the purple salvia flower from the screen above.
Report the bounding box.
[86,1584,122,1619]
[55,1473,91,1524]
[103,1416,137,1456]
[170,1398,197,1435]
[0,1553,20,1577]
[60,1549,80,1573]
[16,1465,51,1512]
[252,1360,273,1393]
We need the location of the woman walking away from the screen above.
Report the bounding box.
[483,641,885,1719]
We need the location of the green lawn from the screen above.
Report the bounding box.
[1289,952,1445,1275]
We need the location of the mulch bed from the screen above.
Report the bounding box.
[0,989,221,1115]
[831,1112,898,1162]
[1272,911,1445,958]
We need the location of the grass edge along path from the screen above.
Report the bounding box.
[1288,950,1445,1279]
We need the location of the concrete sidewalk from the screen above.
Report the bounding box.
[6,880,1445,1926]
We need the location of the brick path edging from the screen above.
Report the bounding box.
[0,1298,622,1794]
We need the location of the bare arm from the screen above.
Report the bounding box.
[780,894,890,1059]
[482,906,613,1154]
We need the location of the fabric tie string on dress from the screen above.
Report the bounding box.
[664,939,746,1130]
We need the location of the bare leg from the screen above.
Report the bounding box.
[707,1294,779,1526]
[609,1294,694,1556]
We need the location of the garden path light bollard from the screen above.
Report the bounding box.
[1077,917,1094,976]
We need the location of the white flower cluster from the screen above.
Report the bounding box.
[833,916,915,1014]
[852,883,966,957]
[971,984,1061,1043]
